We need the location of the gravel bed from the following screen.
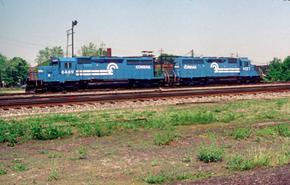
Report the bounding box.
[1,91,290,118]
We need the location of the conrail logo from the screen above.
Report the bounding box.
[210,62,240,73]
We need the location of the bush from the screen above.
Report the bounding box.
[170,111,216,126]
[256,127,276,137]
[11,160,27,172]
[232,128,251,140]
[77,147,87,159]
[276,124,290,137]
[227,155,254,171]
[144,172,170,184]
[78,123,111,137]
[0,168,7,175]
[197,144,224,163]
[31,123,72,140]
[154,129,177,145]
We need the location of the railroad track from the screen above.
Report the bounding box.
[1,83,290,108]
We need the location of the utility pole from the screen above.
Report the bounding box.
[66,20,78,57]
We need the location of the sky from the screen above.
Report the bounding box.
[0,0,290,65]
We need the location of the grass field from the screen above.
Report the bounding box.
[0,97,289,184]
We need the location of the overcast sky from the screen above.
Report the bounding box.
[0,0,290,65]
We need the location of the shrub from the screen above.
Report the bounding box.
[256,127,276,137]
[78,123,111,137]
[11,160,27,172]
[176,171,211,181]
[31,123,72,140]
[227,155,254,171]
[0,168,7,175]
[48,168,58,181]
[170,111,216,126]
[197,144,224,163]
[232,128,251,140]
[144,172,170,184]
[276,124,290,137]
[77,147,87,159]
[154,129,177,145]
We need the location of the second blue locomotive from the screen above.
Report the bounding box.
[26,56,260,92]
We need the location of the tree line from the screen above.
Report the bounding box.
[264,56,290,82]
[0,54,29,87]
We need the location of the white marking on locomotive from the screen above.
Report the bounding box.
[243,67,250,71]
[210,62,240,73]
[135,65,151,69]
[184,65,197,70]
[75,63,119,76]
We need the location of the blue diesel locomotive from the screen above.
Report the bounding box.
[26,56,260,92]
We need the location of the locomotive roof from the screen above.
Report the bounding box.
[54,56,154,61]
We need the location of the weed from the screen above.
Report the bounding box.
[48,152,62,159]
[219,112,236,123]
[154,129,177,145]
[31,123,72,140]
[151,160,158,167]
[227,155,254,171]
[77,146,88,159]
[78,123,111,137]
[38,150,49,154]
[232,128,251,140]
[276,99,288,108]
[197,144,224,163]
[0,168,7,175]
[144,172,171,184]
[256,127,276,137]
[182,156,191,163]
[48,168,58,181]
[11,160,27,172]
[252,151,270,168]
[176,171,211,181]
[276,124,290,137]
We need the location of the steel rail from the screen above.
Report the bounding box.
[1,83,290,108]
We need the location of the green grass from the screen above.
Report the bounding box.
[0,168,7,175]
[1,98,290,146]
[153,129,177,145]
[276,124,290,137]
[77,146,88,159]
[227,155,255,171]
[144,171,212,184]
[226,145,290,172]
[256,127,277,137]
[197,143,224,163]
[254,124,290,138]
[30,123,72,140]
[144,172,170,184]
[176,171,212,181]
[48,168,59,181]
[232,128,251,140]
[11,160,27,172]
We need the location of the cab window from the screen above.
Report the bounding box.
[65,62,72,69]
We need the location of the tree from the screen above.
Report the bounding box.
[265,57,290,82]
[80,42,99,56]
[36,46,64,66]
[0,54,7,87]
[4,57,29,86]
[80,42,107,56]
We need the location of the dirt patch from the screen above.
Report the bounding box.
[171,164,290,185]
